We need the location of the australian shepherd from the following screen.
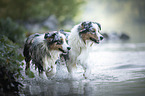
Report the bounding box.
[66,21,103,79]
[23,31,70,79]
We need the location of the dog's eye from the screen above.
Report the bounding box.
[92,28,96,32]
[89,28,95,33]
[56,41,63,45]
[56,38,63,45]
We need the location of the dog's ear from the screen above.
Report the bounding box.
[79,21,92,33]
[81,21,87,29]
[44,32,57,43]
[93,22,101,30]
[81,21,92,28]
[44,32,56,39]
[44,33,50,39]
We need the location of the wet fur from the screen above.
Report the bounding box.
[66,21,103,79]
[23,31,70,79]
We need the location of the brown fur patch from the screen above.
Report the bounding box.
[49,42,63,51]
[81,32,98,44]
[46,37,53,43]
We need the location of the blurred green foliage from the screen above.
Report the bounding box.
[0,0,84,23]
[25,68,35,78]
[0,35,24,95]
[0,0,84,95]
[0,17,26,44]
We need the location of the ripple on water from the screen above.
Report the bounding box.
[21,43,145,96]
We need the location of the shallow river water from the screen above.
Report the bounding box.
[22,41,145,96]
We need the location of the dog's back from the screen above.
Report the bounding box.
[23,33,42,71]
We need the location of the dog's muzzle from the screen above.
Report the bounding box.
[58,47,71,53]
[90,37,99,44]
[58,48,66,53]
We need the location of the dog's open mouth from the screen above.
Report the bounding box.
[58,48,67,54]
[90,37,99,44]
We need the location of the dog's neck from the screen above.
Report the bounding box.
[69,24,93,53]
[49,50,61,60]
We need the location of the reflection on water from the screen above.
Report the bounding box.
[22,42,145,96]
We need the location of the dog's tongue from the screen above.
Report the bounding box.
[62,52,67,55]
[96,40,100,44]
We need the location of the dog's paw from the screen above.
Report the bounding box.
[83,74,88,79]
[45,70,56,78]
[25,68,35,78]
[39,72,48,80]
[83,70,91,79]
[83,73,90,79]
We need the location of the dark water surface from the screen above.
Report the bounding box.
[22,41,145,96]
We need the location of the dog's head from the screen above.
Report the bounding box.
[78,21,103,44]
[44,31,71,53]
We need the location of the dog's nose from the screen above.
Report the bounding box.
[67,47,71,50]
[100,36,103,40]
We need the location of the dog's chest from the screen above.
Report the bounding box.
[43,50,61,70]
[77,41,93,64]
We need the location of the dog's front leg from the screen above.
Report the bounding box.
[45,65,56,77]
[77,52,91,79]
[66,59,77,78]
[82,64,91,79]
[77,58,91,79]
[39,71,48,80]
[66,63,75,78]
